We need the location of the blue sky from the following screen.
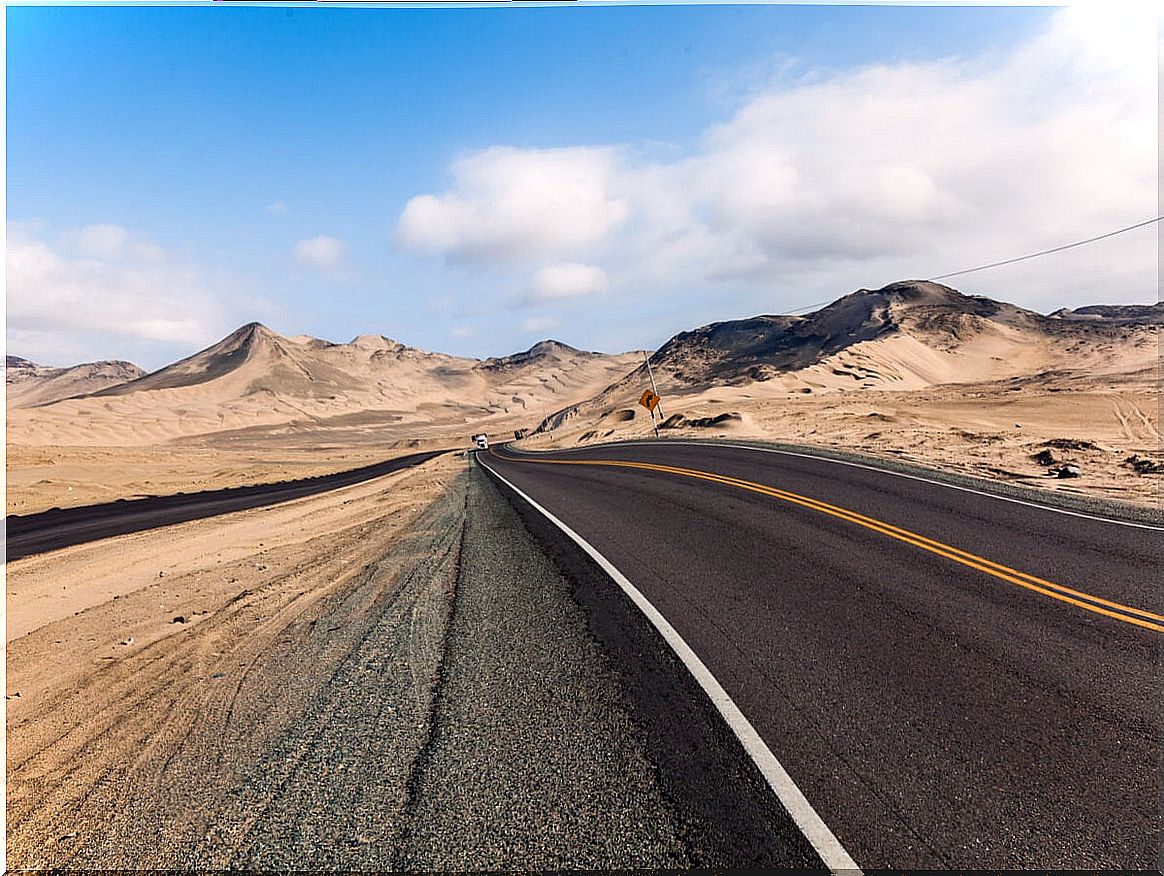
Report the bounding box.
[6,3,1157,369]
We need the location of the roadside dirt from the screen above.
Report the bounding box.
[6,454,466,867]
[4,444,419,516]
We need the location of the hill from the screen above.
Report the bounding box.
[6,355,146,408]
[542,280,1159,431]
[6,326,643,447]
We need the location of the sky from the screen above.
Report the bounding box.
[5,2,1159,369]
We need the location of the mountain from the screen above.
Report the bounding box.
[641,280,1155,389]
[542,280,1159,432]
[649,281,1075,387]
[6,325,643,447]
[6,355,146,408]
[1048,303,1164,325]
[477,339,591,372]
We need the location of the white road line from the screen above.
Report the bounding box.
[477,453,862,875]
[507,439,1163,531]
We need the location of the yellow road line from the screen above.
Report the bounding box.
[494,450,1163,634]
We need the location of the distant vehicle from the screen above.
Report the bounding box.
[472,433,489,449]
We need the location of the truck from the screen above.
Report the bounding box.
[472,433,489,450]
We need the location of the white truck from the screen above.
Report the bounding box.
[472,433,489,450]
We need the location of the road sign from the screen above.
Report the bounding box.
[639,389,660,411]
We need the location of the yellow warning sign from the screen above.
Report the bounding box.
[638,389,660,411]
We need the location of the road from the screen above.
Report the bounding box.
[4,449,448,560]
[7,460,820,870]
[480,440,1161,870]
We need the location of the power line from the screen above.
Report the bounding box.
[928,216,1162,282]
[776,216,1162,317]
[785,299,834,314]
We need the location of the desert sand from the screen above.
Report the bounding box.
[5,453,469,865]
[4,444,430,515]
[528,371,1160,507]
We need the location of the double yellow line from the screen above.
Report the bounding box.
[496,450,1163,634]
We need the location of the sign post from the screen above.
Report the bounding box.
[639,353,664,438]
[638,390,660,436]
[643,353,664,420]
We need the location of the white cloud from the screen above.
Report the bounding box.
[449,325,476,339]
[294,235,347,274]
[520,316,559,334]
[530,262,609,301]
[266,201,288,214]
[76,224,130,259]
[396,146,629,262]
[6,223,271,367]
[395,8,1157,314]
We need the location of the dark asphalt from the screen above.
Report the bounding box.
[481,440,1161,870]
[4,449,448,560]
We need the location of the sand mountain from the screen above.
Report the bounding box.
[6,324,643,447]
[543,280,1159,433]
[6,355,146,408]
[647,280,1154,388]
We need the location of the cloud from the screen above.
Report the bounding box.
[395,8,1157,314]
[520,316,558,334]
[396,146,629,263]
[6,223,271,367]
[294,235,347,275]
[530,262,609,301]
[76,224,130,259]
[449,325,476,339]
[266,201,288,214]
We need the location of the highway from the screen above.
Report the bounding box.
[480,440,1161,870]
[5,449,447,560]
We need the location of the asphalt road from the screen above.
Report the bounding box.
[4,449,448,560]
[480,440,1161,870]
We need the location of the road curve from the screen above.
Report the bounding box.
[480,440,1160,870]
[5,449,448,560]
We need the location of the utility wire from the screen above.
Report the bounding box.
[785,299,834,314]
[777,215,1161,316]
[928,216,1162,282]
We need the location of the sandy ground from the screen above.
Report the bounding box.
[5,451,465,644]
[6,454,464,862]
[4,443,438,516]
[529,371,1161,508]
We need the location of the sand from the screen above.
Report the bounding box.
[3,444,434,516]
[5,453,471,867]
[5,450,464,647]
